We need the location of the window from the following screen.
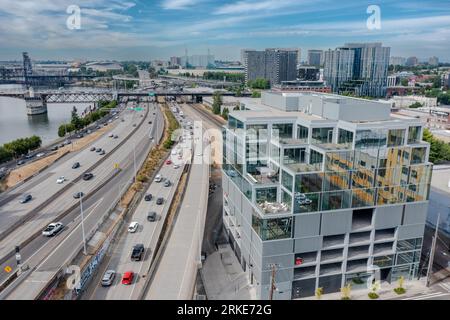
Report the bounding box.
[387,129,406,147]
[283,148,305,165]
[297,125,309,142]
[312,127,334,144]
[272,123,293,139]
[310,150,323,165]
[411,147,426,164]
[255,187,277,204]
[408,126,421,144]
[281,170,293,191]
[228,116,244,130]
[251,213,292,241]
[355,129,387,149]
[338,128,354,146]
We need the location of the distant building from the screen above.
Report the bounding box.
[170,56,181,67]
[85,61,123,72]
[298,66,320,81]
[405,57,419,67]
[323,43,390,97]
[428,56,439,66]
[180,54,215,68]
[443,73,450,89]
[389,56,406,66]
[307,50,323,67]
[272,80,331,93]
[389,95,438,109]
[243,48,299,86]
[387,75,398,87]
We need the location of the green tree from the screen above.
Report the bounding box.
[248,78,270,89]
[400,78,409,86]
[71,106,83,130]
[212,92,222,115]
[423,128,450,163]
[221,107,229,120]
[251,90,261,98]
[408,102,423,109]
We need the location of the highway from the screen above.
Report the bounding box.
[82,103,192,300]
[0,101,161,298]
[144,102,211,300]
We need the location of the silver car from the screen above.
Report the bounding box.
[101,270,116,287]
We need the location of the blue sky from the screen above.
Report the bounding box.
[0,0,449,61]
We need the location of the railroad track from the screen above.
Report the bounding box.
[191,104,225,128]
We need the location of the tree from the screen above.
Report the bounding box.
[221,107,229,120]
[400,78,409,86]
[71,106,83,130]
[251,90,261,98]
[408,102,423,109]
[248,78,270,89]
[212,92,222,115]
[423,128,450,163]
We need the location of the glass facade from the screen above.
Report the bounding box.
[312,127,334,144]
[252,211,292,241]
[272,123,293,139]
[338,128,354,147]
[297,125,309,143]
[408,126,421,144]
[387,129,406,147]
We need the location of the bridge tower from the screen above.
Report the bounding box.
[22,52,33,87]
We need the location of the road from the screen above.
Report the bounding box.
[144,102,211,300]
[2,101,163,299]
[0,101,158,286]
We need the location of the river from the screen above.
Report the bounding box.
[0,85,93,146]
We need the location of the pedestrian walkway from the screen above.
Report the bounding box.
[200,244,257,300]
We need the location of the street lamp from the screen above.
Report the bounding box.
[67,180,87,255]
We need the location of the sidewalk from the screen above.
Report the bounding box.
[200,244,257,300]
[299,278,434,300]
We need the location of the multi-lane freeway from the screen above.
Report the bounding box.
[0,100,163,299]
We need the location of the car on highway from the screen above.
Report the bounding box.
[101,270,116,287]
[128,222,139,233]
[109,133,114,138]
[72,162,80,169]
[25,154,34,159]
[148,121,152,124]
[154,174,162,183]
[73,192,84,199]
[56,176,66,184]
[19,194,32,204]
[131,244,145,261]
[132,123,137,127]
[156,197,164,205]
[50,146,58,151]
[114,135,118,139]
[121,271,134,285]
[99,150,106,155]
[36,152,45,158]
[166,159,172,165]
[147,211,157,222]
[42,222,64,237]
[96,148,102,153]
[83,172,94,180]
[90,147,96,151]
[63,140,71,145]
[164,180,171,187]
[173,164,180,169]
[144,193,153,201]
[17,160,25,166]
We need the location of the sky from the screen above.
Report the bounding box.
[0,0,449,62]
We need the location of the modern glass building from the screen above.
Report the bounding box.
[221,91,431,299]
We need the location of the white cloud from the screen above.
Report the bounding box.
[214,0,302,15]
[161,0,203,10]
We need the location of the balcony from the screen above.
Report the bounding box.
[294,252,318,267]
[320,249,344,263]
[319,262,342,276]
[294,266,317,280]
[349,231,371,246]
[322,235,346,249]
[347,245,370,260]
[257,201,290,215]
[374,229,396,243]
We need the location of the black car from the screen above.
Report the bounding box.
[148,121,152,124]
[72,162,80,169]
[147,211,157,222]
[19,194,32,204]
[50,146,58,151]
[73,192,84,199]
[83,173,94,180]
[144,193,153,201]
[131,244,145,261]
[156,197,164,205]
[90,147,96,152]
[96,148,102,153]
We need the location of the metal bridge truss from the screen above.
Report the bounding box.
[43,92,114,103]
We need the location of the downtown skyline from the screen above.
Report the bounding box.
[0,0,449,62]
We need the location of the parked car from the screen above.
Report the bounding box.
[131,244,145,261]
[56,176,66,184]
[147,211,157,222]
[73,192,84,199]
[128,222,139,233]
[156,197,164,205]
[72,162,80,169]
[19,194,32,204]
[154,174,162,183]
[121,271,134,285]
[83,173,94,180]
[42,222,64,237]
[144,193,153,201]
[101,270,116,287]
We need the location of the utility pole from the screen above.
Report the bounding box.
[426,212,440,287]
[268,263,279,300]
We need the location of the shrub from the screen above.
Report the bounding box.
[394,287,406,295]
[368,292,379,299]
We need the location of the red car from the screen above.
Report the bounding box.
[166,159,172,165]
[121,271,134,285]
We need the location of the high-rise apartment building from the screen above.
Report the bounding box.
[323,43,390,97]
[428,56,439,66]
[222,91,431,299]
[307,50,323,67]
[390,56,406,66]
[406,57,419,67]
[179,54,215,68]
[244,48,299,86]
